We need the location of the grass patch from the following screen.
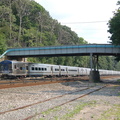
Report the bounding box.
[117,79,120,83]
[98,104,120,120]
[42,106,62,115]
[39,118,45,120]
[53,116,59,120]
[38,101,97,120]
[60,101,97,120]
[37,107,62,120]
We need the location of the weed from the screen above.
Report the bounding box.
[117,79,120,83]
[97,104,120,120]
[42,106,62,115]
[54,116,59,120]
[39,118,45,120]
[60,101,97,120]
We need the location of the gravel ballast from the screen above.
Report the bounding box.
[0,77,120,120]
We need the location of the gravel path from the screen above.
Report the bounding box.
[0,77,120,120]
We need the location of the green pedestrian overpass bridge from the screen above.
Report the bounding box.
[1,44,120,58]
[0,44,120,82]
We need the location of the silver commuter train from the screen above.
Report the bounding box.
[0,60,120,78]
[0,60,28,78]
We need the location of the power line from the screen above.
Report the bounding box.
[61,21,108,24]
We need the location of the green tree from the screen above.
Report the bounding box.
[0,34,6,54]
[14,0,30,46]
[108,1,120,62]
[108,1,120,45]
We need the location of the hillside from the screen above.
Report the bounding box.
[0,0,87,48]
[0,0,120,70]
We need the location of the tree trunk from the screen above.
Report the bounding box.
[18,16,22,46]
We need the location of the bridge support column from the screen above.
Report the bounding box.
[89,71,100,82]
[89,53,101,82]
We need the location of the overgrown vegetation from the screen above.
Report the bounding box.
[108,1,120,45]
[108,0,120,61]
[98,105,120,120]
[60,101,97,120]
[0,0,120,70]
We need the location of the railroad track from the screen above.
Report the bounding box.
[0,85,107,120]
[0,75,119,86]
[0,76,88,89]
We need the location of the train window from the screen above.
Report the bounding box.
[35,67,38,70]
[45,68,47,71]
[32,67,34,70]
[69,69,77,71]
[55,69,59,71]
[20,67,22,70]
[14,65,17,69]
[42,68,44,71]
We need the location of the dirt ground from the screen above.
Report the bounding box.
[0,76,120,120]
[72,77,120,120]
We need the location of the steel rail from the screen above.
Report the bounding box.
[22,85,107,120]
[0,87,90,115]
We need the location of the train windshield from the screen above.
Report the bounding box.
[0,61,12,73]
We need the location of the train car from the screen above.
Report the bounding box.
[51,64,60,76]
[28,63,60,77]
[67,66,79,76]
[0,60,28,78]
[114,71,120,75]
[79,67,90,76]
[99,69,104,75]
[28,63,52,77]
[99,69,111,76]
[59,65,68,76]
[0,60,120,79]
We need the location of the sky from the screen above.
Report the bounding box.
[34,0,119,44]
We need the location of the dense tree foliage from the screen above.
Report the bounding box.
[0,0,89,47]
[108,1,120,45]
[108,1,120,62]
[0,34,6,54]
[0,0,120,70]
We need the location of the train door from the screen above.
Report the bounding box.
[51,66,53,76]
[66,67,68,76]
[25,64,28,75]
[12,63,17,75]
